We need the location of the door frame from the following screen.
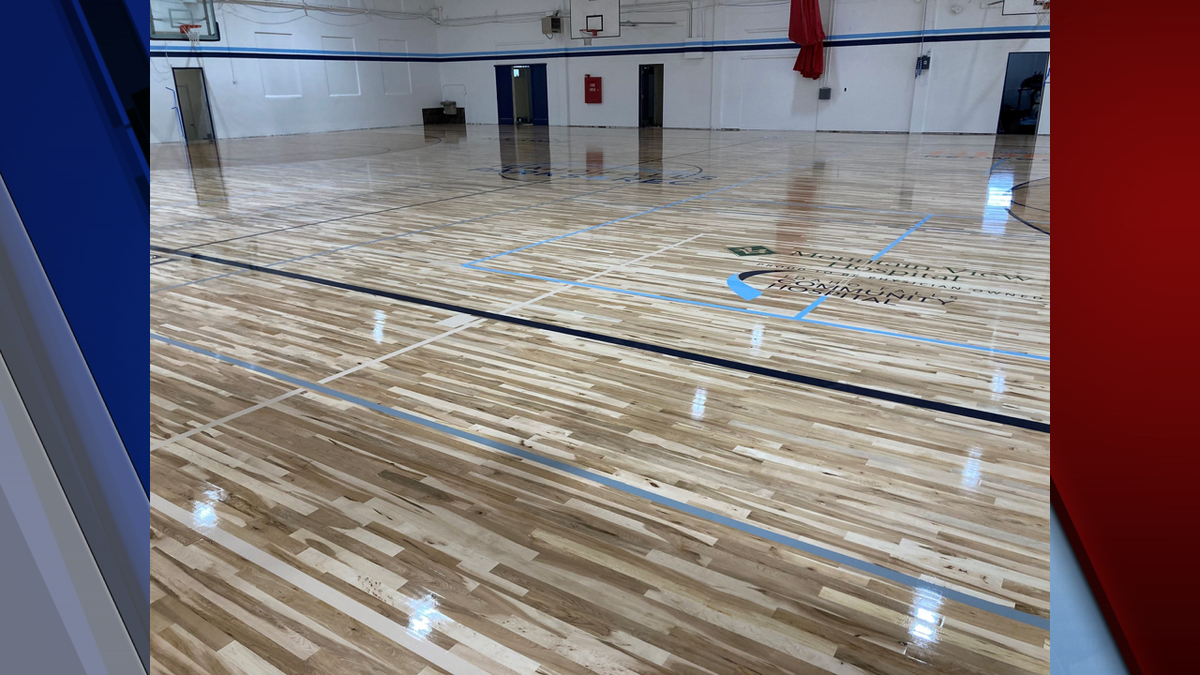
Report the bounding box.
[638,64,664,128]
[494,64,549,127]
[170,67,218,143]
[996,51,1049,136]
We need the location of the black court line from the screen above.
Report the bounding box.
[1007,176,1050,235]
[1010,176,1050,192]
[151,245,1051,434]
[1006,208,1050,235]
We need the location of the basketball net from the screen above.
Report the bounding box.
[181,24,202,49]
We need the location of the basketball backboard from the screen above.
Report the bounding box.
[1000,0,1047,15]
[570,0,620,41]
[150,0,219,41]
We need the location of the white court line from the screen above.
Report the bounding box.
[150,233,703,451]
[150,494,492,675]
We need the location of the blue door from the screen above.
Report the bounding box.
[530,64,549,126]
[494,65,514,125]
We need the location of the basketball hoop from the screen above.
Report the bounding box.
[1035,0,1050,25]
[580,28,600,37]
[180,23,203,48]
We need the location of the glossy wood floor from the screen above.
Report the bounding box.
[149,126,1051,675]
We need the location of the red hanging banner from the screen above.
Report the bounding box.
[789,0,825,79]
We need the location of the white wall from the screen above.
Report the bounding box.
[149,0,442,143]
[435,0,1049,134]
[148,0,1050,142]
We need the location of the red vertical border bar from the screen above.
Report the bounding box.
[1057,2,1200,673]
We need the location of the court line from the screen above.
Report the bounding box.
[466,212,1048,361]
[465,264,1049,361]
[793,296,828,319]
[1007,208,1050,236]
[148,245,1050,433]
[790,214,928,318]
[871,216,931,261]
[149,332,1051,631]
[150,234,705,451]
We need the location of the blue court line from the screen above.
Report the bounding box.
[726,273,761,301]
[871,216,931,261]
[800,318,1048,361]
[466,187,1048,362]
[467,266,1049,362]
[150,331,1050,631]
[988,158,1008,173]
[471,266,800,322]
[793,296,828,319]
[788,214,921,319]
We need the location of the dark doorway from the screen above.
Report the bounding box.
[639,64,664,128]
[495,64,549,126]
[996,52,1048,135]
[171,67,217,143]
[512,66,533,124]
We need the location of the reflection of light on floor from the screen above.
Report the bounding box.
[961,447,983,490]
[373,309,386,344]
[984,172,1014,235]
[193,503,217,529]
[406,594,447,641]
[750,324,763,355]
[691,387,707,421]
[991,369,1007,401]
[907,588,945,647]
[193,485,227,529]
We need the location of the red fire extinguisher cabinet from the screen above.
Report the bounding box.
[584,75,602,104]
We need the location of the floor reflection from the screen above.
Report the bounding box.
[637,128,664,182]
[991,135,1049,233]
[497,125,552,182]
[423,124,467,145]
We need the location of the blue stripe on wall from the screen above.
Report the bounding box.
[149,26,1049,63]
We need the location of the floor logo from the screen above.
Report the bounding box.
[726,245,775,257]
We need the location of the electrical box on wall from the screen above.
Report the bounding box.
[541,16,562,37]
[915,53,931,76]
[818,87,831,100]
[584,75,602,104]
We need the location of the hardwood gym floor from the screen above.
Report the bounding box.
[149,126,1051,675]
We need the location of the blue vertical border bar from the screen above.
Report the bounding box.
[0,0,150,671]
